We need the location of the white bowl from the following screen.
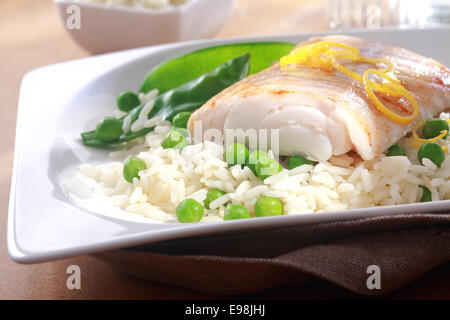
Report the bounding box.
[54,0,235,53]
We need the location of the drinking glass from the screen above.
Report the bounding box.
[327,0,450,29]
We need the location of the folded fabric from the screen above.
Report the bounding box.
[94,213,450,296]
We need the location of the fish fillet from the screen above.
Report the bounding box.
[188,35,450,161]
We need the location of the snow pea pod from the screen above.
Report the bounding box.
[139,41,295,94]
[81,53,250,148]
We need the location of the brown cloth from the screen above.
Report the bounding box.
[94,213,450,296]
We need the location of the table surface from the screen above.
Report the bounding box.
[1,0,449,300]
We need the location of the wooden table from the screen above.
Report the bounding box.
[1,0,449,299]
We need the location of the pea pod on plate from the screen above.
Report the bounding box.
[139,41,295,94]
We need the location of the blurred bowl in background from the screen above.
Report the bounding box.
[54,0,235,54]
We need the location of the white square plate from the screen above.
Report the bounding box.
[8,28,450,263]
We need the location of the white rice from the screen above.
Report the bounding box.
[122,115,132,134]
[79,113,450,222]
[139,100,155,119]
[139,89,159,104]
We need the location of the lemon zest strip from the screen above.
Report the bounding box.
[410,120,449,151]
[362,69,419,124]
[326,53,400,96]
[409,139,422,148]
[409,138,448,151]
[280,41,359,68]
[412,120,449,143]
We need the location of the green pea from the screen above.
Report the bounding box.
[225,142,249,167]
[386,144,406,156]
[419,185,432,202]
[224,204,251,220]
[203,188,226,209]
[247,150,263,175]
[95,117,123,142]
[255,155,282,180]
[161,128,188,150]
[176,198,204,223]
[288,156,314,169]
[255,196,284,217]
[422,118,449,139]
[418,142,445,168]
[117,91,141,112]
[123,157,147,183]
[172,112,192,129]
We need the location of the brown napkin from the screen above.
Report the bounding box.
[94,213,450,296]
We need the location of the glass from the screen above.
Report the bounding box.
[327,0,450,29]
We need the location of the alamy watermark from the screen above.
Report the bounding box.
[366,265,381,290]
[66,265,81,290]
[192,121,281,176]
[66,5,81,30]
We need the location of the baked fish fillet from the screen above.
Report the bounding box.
[188,35,450,161]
